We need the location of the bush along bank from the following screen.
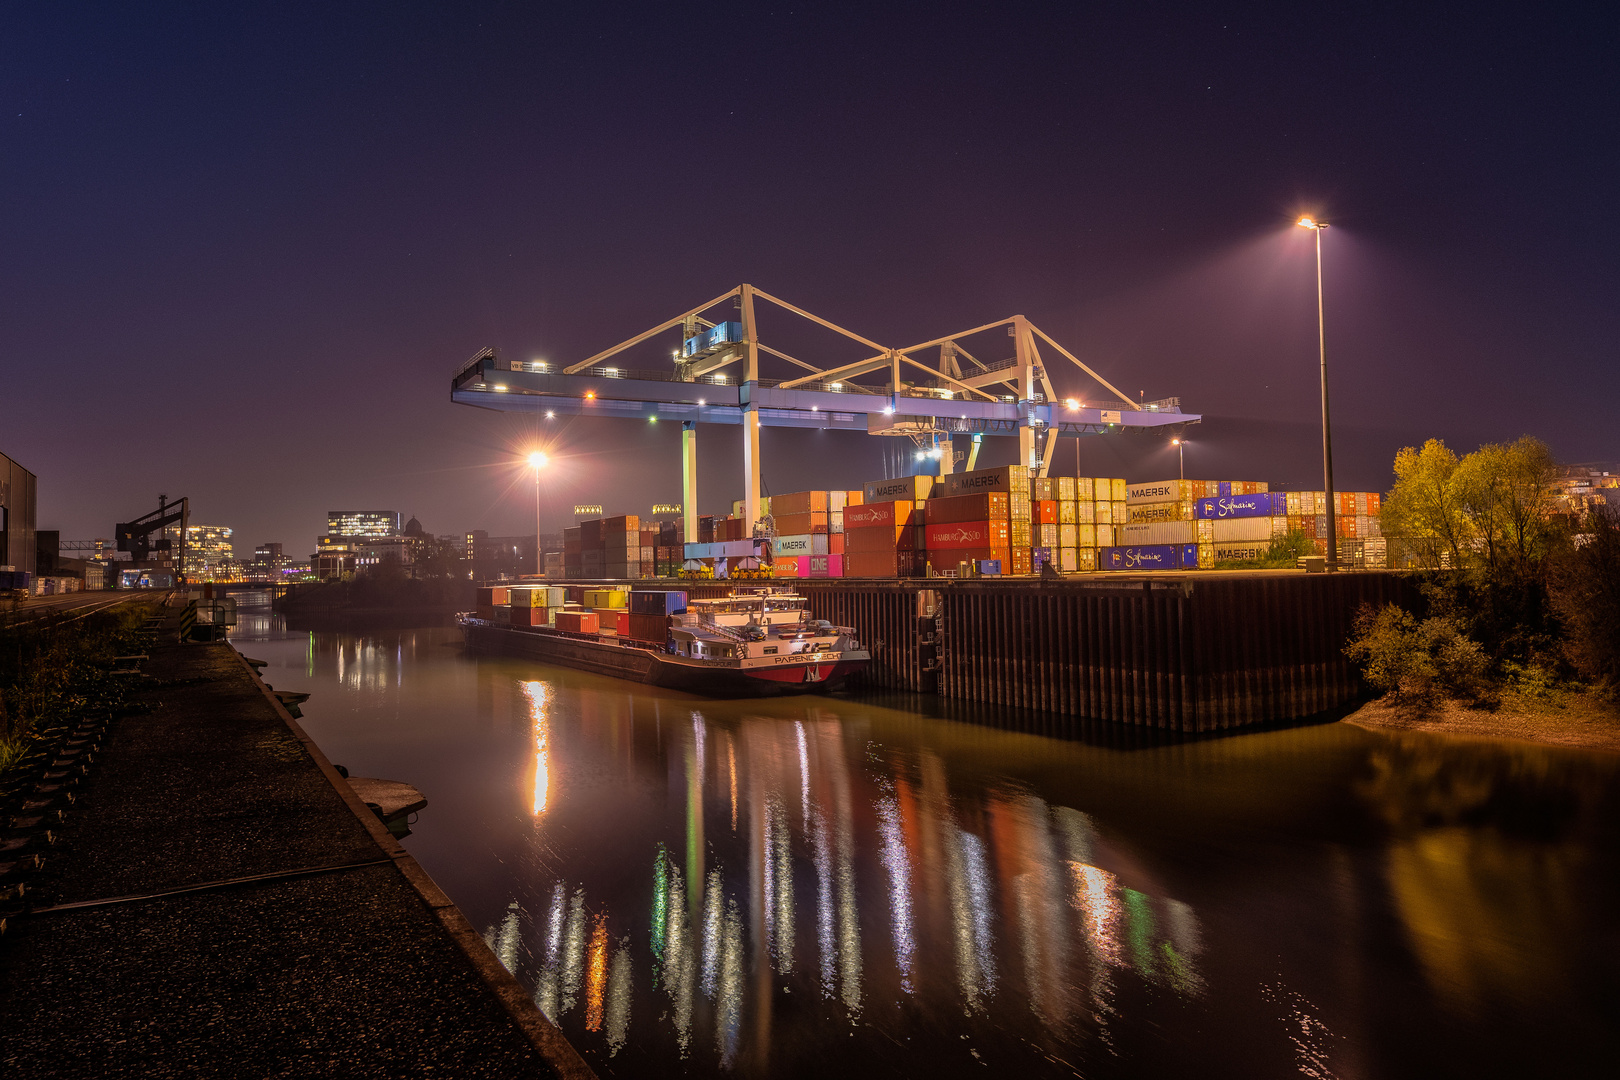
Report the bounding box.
[1339,435,1620,745]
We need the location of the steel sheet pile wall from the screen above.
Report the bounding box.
[798,581,935,693]
[936,572,1415,730]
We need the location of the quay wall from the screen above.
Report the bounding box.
[555,572,1416,731]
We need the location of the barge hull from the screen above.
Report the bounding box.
[463,623,863,697]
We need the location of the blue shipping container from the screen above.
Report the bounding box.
[1102,544,1198,570]
[630,590,688,615]
[977,560,1002,575]
[1195,492,1285,519]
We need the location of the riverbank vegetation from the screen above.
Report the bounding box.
[1344,436,1620,751]
[0,603,153,771]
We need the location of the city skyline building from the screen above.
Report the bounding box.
[326,510,401,538]
[182,524,234,581]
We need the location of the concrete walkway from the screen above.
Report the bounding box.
[0,622,592,1078]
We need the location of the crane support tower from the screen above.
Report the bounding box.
[451,286,1198,537]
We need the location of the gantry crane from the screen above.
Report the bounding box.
[451,286,1197,540]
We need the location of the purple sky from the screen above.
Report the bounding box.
[5,4,1613,553]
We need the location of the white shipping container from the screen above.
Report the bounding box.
[774,533,829,556]
[1059,523,1078,547]
[829,510,844,534]
[1113,500,1128,523]
[1211,517,1275,543]
[1096,523,1116,548]
[1213,540,1271,561]
[1077,523,1096,547]
[1057,476,1076,501]
[1196,519,1214,542]
[1110,479,1127,501]
[829,490,847,512]
[1094,501,1113,524]
[1073,477,1094,500]
[1126,479,1199,504]
[1127,501,1196,523]
[1076,501,1095,524]
[1060,547,1079,573]
[1118,521,1197,545]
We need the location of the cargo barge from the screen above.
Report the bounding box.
[460,587,870,696]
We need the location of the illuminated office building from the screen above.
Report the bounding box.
[182,525,234,581]
[327,511,401,538]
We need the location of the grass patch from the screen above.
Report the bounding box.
[0,602,157,771]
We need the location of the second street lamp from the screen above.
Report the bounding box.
[1297,216,1338,572]
[1172,437,1185,480]
[527,451,547,576]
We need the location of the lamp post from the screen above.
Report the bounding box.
[527,451,547,576]
[1297,217,1337,572]
[1172,438,1184,480]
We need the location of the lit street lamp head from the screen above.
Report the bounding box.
[1297,216,1329,230]
[527,451,547,470]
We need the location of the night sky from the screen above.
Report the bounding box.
[5,3,1614,552]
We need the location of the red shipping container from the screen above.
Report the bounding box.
[827,532,846,555]
[925,492,1008,525]
[845,550,917,577]
[510,607,549,627]
[1010,549,1033,575]
[845,524,916,552]
[625,612,669,644]
[926,520,1011,549]
[555,610,599,634]
[775,511,830,535]
[1033,500,1059,524]
[843,500,918,529]
[772,556,804,577]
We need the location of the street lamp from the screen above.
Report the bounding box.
[1297,216,1338,571]
[527,451,547,576]
[1172,438,1185,480]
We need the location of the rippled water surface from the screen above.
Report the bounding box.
[235,609,1620,1078]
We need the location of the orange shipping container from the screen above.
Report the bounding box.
[828,532,846,555]
[775,511,829,535]
[772,490,829,515]
[555,610,599,634]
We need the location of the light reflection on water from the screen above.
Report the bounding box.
[237,621,1620,1078]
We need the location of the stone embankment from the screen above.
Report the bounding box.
[0,604,591,1078]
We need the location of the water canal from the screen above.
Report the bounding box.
[233,606,1620,1078]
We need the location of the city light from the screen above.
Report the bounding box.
[585,390,596,400]
[1065,398,1080,409]
[528,451,548,469]
[545,410,555,419]
[883,406,894,415]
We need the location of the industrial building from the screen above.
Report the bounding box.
[1,450,38,579]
